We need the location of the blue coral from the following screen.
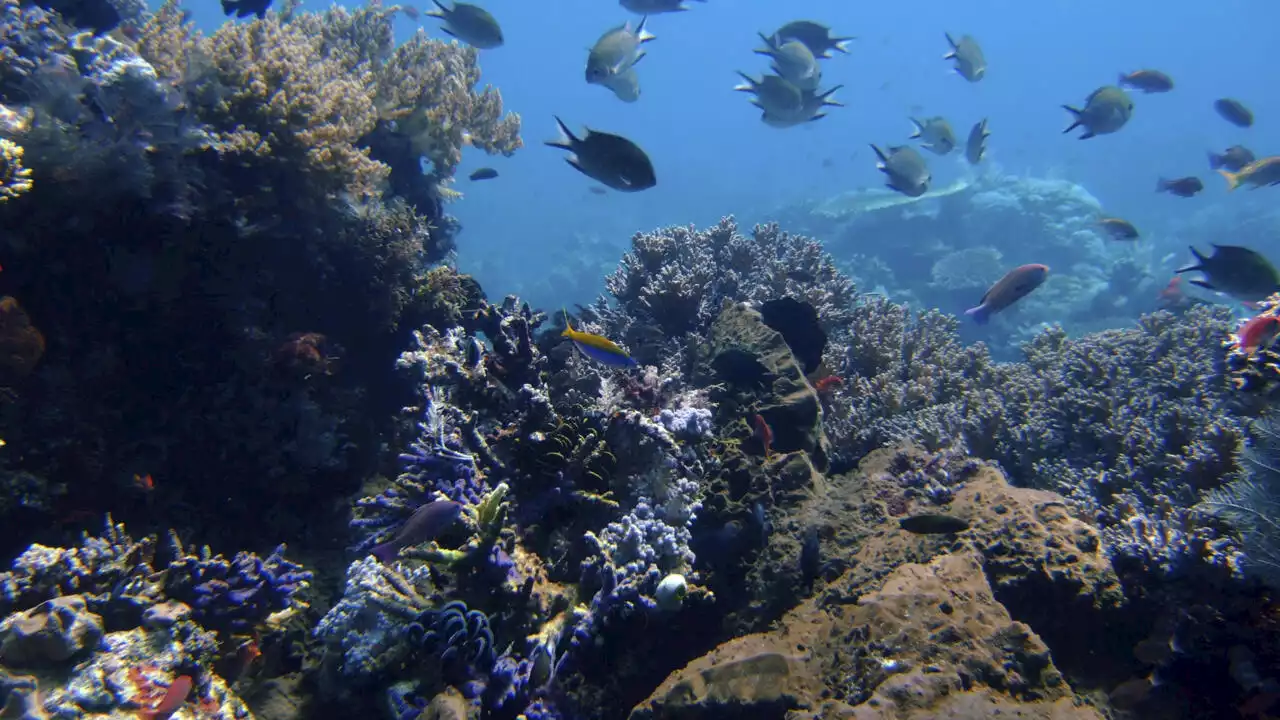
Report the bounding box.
[407,600,495,686]
[351,393,488,554]
[163,541,311,635]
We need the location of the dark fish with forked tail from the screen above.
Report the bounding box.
[871,144,930,197]
[965,264,1049,324]
[899,513,970,534]
[943,33,985,82]
[965,118,989,165]
[1176,244,1280,302]
[371,500,464,562]
[221,0,271,19]
[425,0,504,49]
[1062,86,1133,139]
[774,20,854,59]
[546,117,656,191]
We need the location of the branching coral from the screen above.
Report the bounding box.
[0,137,31,201]
[592,217,856,369]
[1200,413,1280,588]
[135,0,521,199]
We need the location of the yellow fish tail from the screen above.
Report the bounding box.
[562,308,574,338]
[1218,168,1241,191]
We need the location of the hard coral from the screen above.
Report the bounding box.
[0,138,31,202]
[593,217,856,370]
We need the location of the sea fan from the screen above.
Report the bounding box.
[1200,415,1280,588]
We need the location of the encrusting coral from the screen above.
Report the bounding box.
[0,137,31,202]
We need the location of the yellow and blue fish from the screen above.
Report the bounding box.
[562,311,637,368]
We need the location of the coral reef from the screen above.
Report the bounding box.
[1200,414,1280,589]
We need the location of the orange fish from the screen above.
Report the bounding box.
[133,473,154,492]
[1158,276,1185,307]
[138,675,192,720]
[1236,315,1280,354]
[965,264,1049,324]
[752,414,773,459]
[813,375,844,394]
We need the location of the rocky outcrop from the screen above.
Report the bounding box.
[708,302,830,472]
[0,595,102,666]
[636,446,1127,719]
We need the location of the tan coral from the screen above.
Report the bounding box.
[135,0,521,197]
[0,138,32,203]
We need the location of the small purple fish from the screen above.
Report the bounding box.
[371,500,464,563]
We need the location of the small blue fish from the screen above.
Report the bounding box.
[562,311,637,368]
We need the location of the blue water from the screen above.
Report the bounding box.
[184,0,1280,311]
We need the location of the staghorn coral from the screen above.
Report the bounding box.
[0,137,31,202]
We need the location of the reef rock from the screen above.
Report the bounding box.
[0,595,102,666]
[631,552,1102,719]
[708,302,830,471]
[653,446,1127,717]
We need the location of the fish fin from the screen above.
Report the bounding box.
[869,144,888,162]
[561,309,574,337]
[964,305,989,325]
[944,31,957,51]
[370,543,396,563]
[1117,73,1129,88]
[1217,168,1241,191]
[832,37,855,54]
[545,116,577,151]
[430,0,448,11]
[733,71,757,92]
[220,0,237,13]
[819,85,844,106]
[1061,105,1082,134]
[1207,151,1222,170]
[627,50,647,70]
[909,117,922,138]
[1155,178,1168,192]
[1078,130,1095,140]
[635,16,656,43]
[439,25,458,39]
[808,113,827,123]
[1188,279,1218,292]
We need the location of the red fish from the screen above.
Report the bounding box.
[1237,315,1280,354]
[1158,276,1185,307]
[138,675,192,720]
[133,473,154,493]
[752,414,773,459]
[965,264,1049,324]
[813,375,844,394]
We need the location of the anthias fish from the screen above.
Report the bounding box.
[1235,315,1280,354]
[139,675,193,720]
[371,500,464,563]
[562,312,638,367]
[1157,176,1203,197]
[1098,217,1139,240]
[1214,98,1253,128]
[965,263,1049,324]
[1118,69,1173,93]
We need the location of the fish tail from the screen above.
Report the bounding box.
[561,309,574,337]
[1117,72,1129,88]
[1218,168,1242,191]
[819,85,844,107]
[635,15,656,43]
[370,543,397,563]
[219,0,237,13]
[1207,151,1222,170]
[545,117,576,151]
[943,32,957,54]
[908,117,922,138]
[869,144,888,162]
[1155,177,1168,192]
[1175,247,1206,275]
[733,71,756,92]
[1061,105,1082,135]
[964,305,989,325]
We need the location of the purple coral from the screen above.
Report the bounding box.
[162,540,312,635]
